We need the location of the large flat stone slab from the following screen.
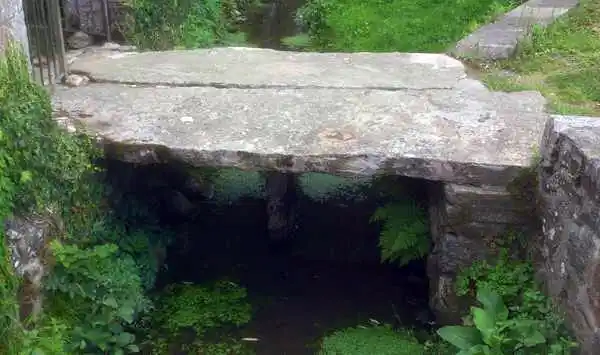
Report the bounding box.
[452,0,579,60]
[52,74,547,186]
[68,47,469,89]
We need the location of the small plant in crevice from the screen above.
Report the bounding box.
[370,200,430,266]
[440,249,577,354]
[143,281,253,354]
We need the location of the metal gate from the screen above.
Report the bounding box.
[23,0,67,85]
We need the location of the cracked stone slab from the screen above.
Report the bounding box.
[52,78,547,186]
[68,47,470,89]
[452,0,579,60]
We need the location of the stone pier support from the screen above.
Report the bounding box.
[427,182,532,324]
[265,172,298,242]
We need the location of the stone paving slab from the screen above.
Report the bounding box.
[52,72,547,186]
[452,0,579,60]
[68,47,469,90]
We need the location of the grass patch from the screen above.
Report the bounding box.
[295,0,523,52]
[482,0,600,115]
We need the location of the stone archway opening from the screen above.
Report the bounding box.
[104,159,440,354]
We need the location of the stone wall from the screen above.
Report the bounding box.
[0,0,30,60]
[537,115,600,354]
[427,182,533,324]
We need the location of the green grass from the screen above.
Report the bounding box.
[294,0,523,52]
[482,0,600,115]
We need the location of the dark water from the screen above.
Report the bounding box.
[164,194,431,354]
[244,0,306,49]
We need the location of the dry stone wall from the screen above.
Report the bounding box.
[427,182,534,324]
[537,115,600,354]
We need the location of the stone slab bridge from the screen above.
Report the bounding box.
[51,46,600,352]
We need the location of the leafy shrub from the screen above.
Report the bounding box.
[438,287,577,355]
[0,45,98,354]
[370,201,430,266]
[440,250,578,354]
[122,0,247,50]
[44,241,150,354]
[319,324,425,355]
[0,45,169,354]
[296,0,522,52]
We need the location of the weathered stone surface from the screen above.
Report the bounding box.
[0,0,30,62]
[5,214,56,321]
[538,114,600,355]
[68,48,471,89]
[427,181,534,324]
[66,31,93,50]
[52,48,548,186]
[452,0,579,60]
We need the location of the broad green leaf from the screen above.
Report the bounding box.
[437,326,483,350]
[522,330,546,347]
[472,307,496,342]
[477,287,508,320]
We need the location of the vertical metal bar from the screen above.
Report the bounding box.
[54,0,68,79]
[37,0,54,85]
[102,0,112,42]
[48,0,67,81]
[46,0,59,82]
[31,0,45,84]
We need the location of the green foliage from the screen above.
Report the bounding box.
[122,0,248,50]
[438,287,576,355]
[155,281,252,335]
[0,45,169,355]
[441,251,578,354]
[370,201,430,266]
[456,249,533,306]
[296,0,522,52]
[44,241,149,354]
[144,281,253,354]
[0,45,100,354]
[318,324,425,355]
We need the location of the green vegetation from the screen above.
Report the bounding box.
[0,44,99,354]
[290,0,522,52]
[482,0,600,115]
[122,0,254,50]
[318,324,425,355]
[438,250,577,354]
[370,201,430,266]
[143,281,253,354]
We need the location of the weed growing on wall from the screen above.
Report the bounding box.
[439,249,578,354]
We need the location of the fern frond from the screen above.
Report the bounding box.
[370,201,430,266]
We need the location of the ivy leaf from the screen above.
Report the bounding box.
[437,326,482,350]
